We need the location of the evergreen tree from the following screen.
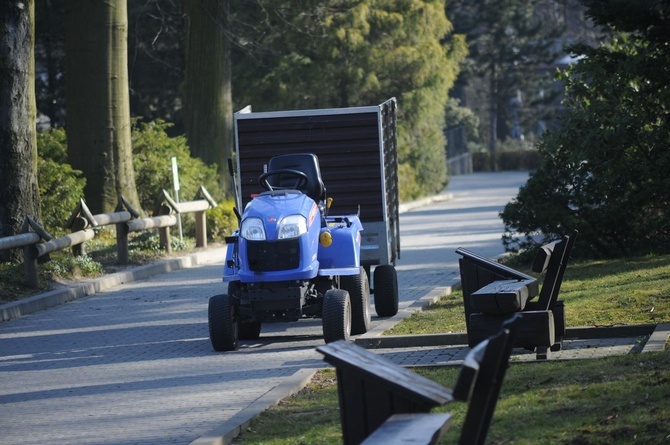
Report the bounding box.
[232,0,466,199]
[501,0,670,257]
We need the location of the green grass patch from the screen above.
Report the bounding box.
[386,255,670,336]
[233,351,670,444]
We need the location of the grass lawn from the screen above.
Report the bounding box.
[386,255,670,335]
[233,352,670,444]
[232,255,670,444]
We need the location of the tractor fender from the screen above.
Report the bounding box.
[317,215,362,271]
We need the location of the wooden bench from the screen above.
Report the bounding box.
[316,314,523,445]
[456,231,577,359]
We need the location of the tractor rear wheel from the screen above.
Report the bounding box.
[322,289,351,343]
[374,265,399,317]
[208,294,239,351]
[341,267,371,335]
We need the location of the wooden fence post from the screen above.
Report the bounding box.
[195,211,207,248]
[70,216,88,257]
[117,221,129,265]
[158,204,172,254]
[23,245,39,289]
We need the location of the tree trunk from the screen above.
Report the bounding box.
[183,0,233,191]
[65,0,140,214]
[0,0,40,263]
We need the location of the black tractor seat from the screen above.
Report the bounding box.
[266,153,327,203]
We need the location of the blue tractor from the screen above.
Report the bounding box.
[208,153,394,351]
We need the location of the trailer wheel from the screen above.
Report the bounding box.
[341,267,371,335]
[374,265,399,317]
[322,289,351,343]
[208,294,239,351]
[239,321,262,340]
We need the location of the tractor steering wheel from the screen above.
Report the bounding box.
[258,169,309,192]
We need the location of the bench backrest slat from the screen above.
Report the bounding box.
[536,231,577,310]
[317,340,453,445]
[455,247,536,282]
[456,313,523,445]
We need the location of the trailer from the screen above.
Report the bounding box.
[233,98,400,270]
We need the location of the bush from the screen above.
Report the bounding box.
[132,120,223,236]
[397,163,422,203]
[501,12,670,258]
[472,149,540,172]
[42,254,103,280]
[36,129,86,236]
[207,199,239,242]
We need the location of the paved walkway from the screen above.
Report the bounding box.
[1,172,667,445]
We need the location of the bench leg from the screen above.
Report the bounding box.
[536,346,551,360]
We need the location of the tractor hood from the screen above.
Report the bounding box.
[241,191,320,242]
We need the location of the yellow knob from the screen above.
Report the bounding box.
[320,230,333,247]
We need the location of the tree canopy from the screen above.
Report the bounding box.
[501,0,670,257]
[231,0,467,199]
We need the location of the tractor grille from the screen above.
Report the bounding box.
[246,239,300,272]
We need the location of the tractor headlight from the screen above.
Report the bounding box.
[278,215,307,239]
[241,217,266,240]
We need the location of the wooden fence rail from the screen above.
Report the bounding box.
[0,186,217,289]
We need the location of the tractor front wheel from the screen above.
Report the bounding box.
[239,321,262,340]
[208,294,240,351]
[374,265,399,317]
[322,289,351,343]
[341,267,371,335]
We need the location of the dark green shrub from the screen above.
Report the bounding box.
[472,150,540,172]
[498,150,540,171]
[501,5,670,257]
[37,129,86,236]
[132,120,223,236]
[42,254,103,279]
[206,199,239,242]
[398,163,422,203]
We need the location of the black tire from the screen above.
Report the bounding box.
[208,294,239,352]
[227,281,261,340]
[227,280,241,297]
[322,289,351,343]
[340,267,371,335]
[374,265,399,317]
[239,321,262,340]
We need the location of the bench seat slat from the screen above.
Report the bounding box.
[470,278,536,314]
[361,413,452,445]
